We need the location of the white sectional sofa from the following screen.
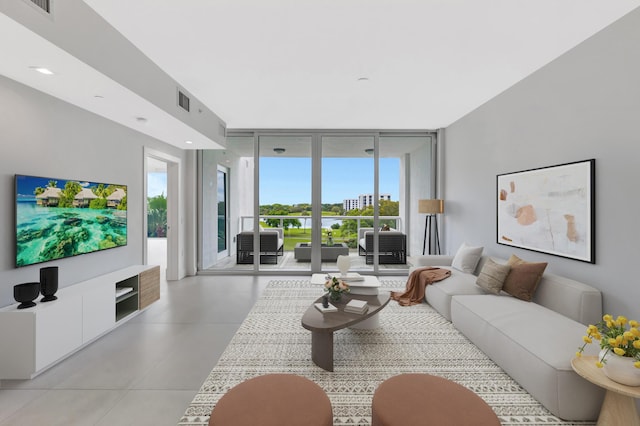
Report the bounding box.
[411,254,604,421]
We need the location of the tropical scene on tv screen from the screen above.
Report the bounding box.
[15,175,127,267]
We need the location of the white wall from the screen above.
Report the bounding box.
[443,9,640,319]
[0,75,191,308]
[408,142,433,256]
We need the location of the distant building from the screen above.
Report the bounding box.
[359,193,391,209]
[343,194,392,211]
[343,198,359,212]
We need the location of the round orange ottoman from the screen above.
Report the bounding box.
[209,374,332,426]
[372,374,500,426]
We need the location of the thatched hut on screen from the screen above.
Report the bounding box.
[73,188,98,207]
[106,188,126,208]
[35,187,62,207]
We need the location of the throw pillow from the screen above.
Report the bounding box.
[502,254,548,301]
[475,258,511,294]
[451,243,484,274]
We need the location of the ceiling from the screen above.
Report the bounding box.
[2,1,639,149]
[83,0,639,130]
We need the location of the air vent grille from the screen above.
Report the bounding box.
[29,0,50,13]
[178,91,190,112]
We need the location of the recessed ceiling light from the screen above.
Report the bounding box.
[273,148,286,154]
[185,140,193,145]
[357,77,369,82]
[29,66,54,75]
[136,117,148,123]
[364,148,374,155]
[94,95,104,99]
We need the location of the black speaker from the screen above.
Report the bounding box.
[40,266,58,302]
[14,282,40,309]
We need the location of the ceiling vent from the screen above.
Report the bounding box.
[178,90,190,112]
[29,0,51,13]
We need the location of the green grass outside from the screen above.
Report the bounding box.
[260,225,357,251]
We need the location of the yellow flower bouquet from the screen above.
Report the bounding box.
[324,275,349,302]
[577,314,640,369]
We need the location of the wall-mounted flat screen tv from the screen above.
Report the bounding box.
[15,174,128,267]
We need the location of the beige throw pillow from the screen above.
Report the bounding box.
[475,258,511,294]
[451,243,484,274]
[502,254,548,301]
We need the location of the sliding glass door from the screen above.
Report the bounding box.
[198,131,434,274]
[258,135,312,272]
[321,135,375,273]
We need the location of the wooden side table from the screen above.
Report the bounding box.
[571,356,640,426]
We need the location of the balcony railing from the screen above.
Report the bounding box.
[239,215,403,251]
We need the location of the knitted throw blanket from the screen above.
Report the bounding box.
[391,267,452,306]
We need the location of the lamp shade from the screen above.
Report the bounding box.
[418,199,444,214]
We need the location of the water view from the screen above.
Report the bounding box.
[17,201,127,266]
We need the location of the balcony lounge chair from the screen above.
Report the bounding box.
[236,229,284,264]
[358,227,407,265]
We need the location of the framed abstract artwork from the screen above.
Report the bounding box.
[497,159,595,263]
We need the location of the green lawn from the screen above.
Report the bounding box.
[276,227,356,251]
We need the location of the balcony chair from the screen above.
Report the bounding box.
[358,227,407,264]
[236,229,284,264]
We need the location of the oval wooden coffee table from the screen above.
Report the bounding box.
[301,292,390,372]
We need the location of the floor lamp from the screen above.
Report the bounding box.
[419,199,444,255]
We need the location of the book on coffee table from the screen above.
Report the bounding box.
[334,273,365,282]
[315,302,338,313]
[344,299,368,314]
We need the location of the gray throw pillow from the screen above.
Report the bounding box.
[476,258,511,294]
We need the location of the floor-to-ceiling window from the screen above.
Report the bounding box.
[321,135,375,273]
[217,166,229,257]
[199,130,435,275]
[258,135,312,272]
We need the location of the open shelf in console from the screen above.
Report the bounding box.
[115,275,139,322]
[0,265,160,380]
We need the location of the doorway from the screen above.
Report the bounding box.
[144,148,181,280]
[217,165,229,258]
[146,157,167,276]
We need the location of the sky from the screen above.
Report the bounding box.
[146,158,400,205]
[260,157,400,205]
[16,175,127,198]
[147,173,167,198]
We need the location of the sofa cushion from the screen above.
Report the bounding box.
[423,267,485,321]
[503,255,547,301]
[451,243,483,274]
[475,258,510,294]
[533,273,602,326]
[451,295,603,420]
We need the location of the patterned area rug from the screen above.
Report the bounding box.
[179,280,594,426]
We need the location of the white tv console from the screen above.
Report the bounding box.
[0,265,160,380]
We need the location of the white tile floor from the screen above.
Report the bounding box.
[0,241,287,425]
[0,240,407,425]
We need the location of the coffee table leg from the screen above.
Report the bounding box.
[349,313,380,330]
[597,390,640,426]
[311,331,334,372]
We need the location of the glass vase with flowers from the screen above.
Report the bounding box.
[324,275,349,302]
